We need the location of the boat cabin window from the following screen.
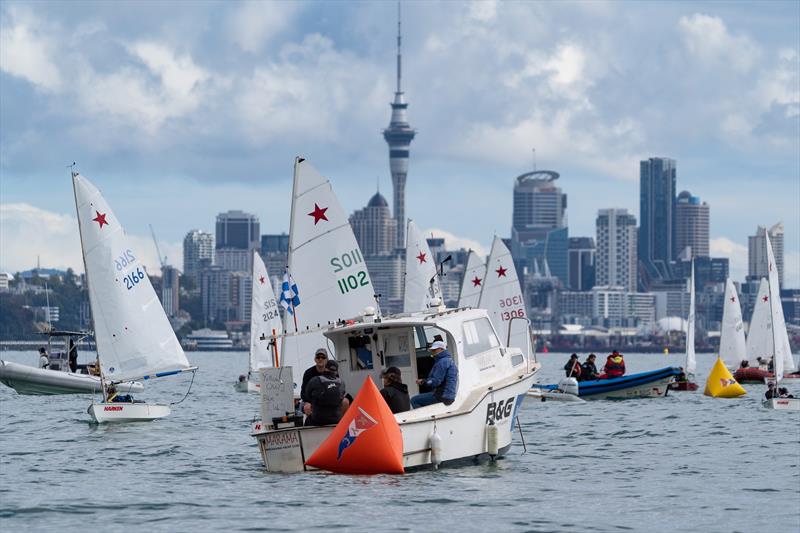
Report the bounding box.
[414,326,450,382]
[462,318,500,358]
[383,330,411,369]
[347,334,374,371]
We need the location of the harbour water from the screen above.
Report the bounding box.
[1,349,798,532]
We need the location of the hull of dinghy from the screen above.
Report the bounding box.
[88,402,171,423]
[762,398,800,411]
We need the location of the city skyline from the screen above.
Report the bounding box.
[1,1,798,286]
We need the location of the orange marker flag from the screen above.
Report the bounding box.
[305,376,404,475]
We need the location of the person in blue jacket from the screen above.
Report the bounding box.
[411,340,458,408]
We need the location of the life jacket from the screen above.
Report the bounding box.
[315,375,343,407]
[605,355,625,377]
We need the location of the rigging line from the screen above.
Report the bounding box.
[516,415,528,454]
[170,369,197,406]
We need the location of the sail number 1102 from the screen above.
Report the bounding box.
[330,249,371,294]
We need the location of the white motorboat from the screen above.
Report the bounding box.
[0,330,143,395]
[252,305,540,472]
[234,251,281,393]
[71,172,197,423]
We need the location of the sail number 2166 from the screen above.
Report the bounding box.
[123,268,146,291]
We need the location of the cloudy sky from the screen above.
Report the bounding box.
[1,0,798,286]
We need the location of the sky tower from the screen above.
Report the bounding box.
[383,3,416,249]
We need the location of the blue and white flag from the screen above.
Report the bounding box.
[280,271,300,315]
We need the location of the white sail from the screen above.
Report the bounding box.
[457,250,486,308]
[72,173,192,383]
[403,220,441,312]
[719,277,747,370]
[250,251,281,373]
[685,261,696,376]
[479,236,529,352]
[745,278,771,365]
[765,231,793,379]
[280,158,377,382]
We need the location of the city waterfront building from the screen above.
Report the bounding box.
[639,157,677,282]
[160,265,180,318]
[675,190,709,258]
[260,233,289,254]
[216,210,260,252]
[350,191,397,256]
[748,222,784,286]
[595,208,637,292]
[183,230,215,284]
[568,237,595,291]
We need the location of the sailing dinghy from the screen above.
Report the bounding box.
[235,251,281,392]
[72,172,196,423]
[279,157,378,394]
[760,231,800,410]
[403,219,441,312]
[457,250,486,309]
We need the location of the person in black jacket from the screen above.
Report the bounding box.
[301,348,329,416]
[380,366,410,414]
[305,360,348,426]
[580,354,600,381]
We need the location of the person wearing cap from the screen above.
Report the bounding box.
[603,350,626,379]
[411,340,458,408]
[305,359,348,426]
[380,366,410,414]
[38,347,50,369]
[300,348,329,415]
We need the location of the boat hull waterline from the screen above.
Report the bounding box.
[252,371,536,473]
[0,360,144,396]
[88,402,171,423]
[761,398,800,411]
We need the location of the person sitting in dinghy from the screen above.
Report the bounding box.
[580,354,600,381]
[765,382,777,400]
[106,385,133,403]
[411,340,458,408]
[563,354,582,379]
[777,387,794,398]
[602,351,626,379]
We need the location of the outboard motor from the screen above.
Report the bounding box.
[558,377,579,396]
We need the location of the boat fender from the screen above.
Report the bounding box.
[429,432,443,469]
[486,422,499,458]
[558,377,579,396]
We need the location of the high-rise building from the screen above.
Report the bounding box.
[596,208,637,292]
[261,233,289,254]
[511,170,569,285]
[216,210,260,252]
[350,192,397,256]
[568,237,595,291]
[748,222,784,286]
[675,190,709,258]
[639,157,677,281]
[160,265,180,318]
[215,248,251,273]
[383,6,415,249]
[183,230,215,284]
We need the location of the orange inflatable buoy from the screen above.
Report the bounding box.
[305,376,404,475]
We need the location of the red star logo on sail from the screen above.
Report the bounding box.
[471,276,482,287]
[730,296,736,303]
[416,252,427,264]
[496,265,507,277]
[258,276,266,285]
[308,203,329,225]
[92,210,108,228]
[762,295,769,302]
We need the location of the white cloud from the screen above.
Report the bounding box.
[0,203,181,275]
[0,7,62,90]
[710,236,748,282]
[678,13,760,72]
[424,228,488,258]
[227,0,302,53]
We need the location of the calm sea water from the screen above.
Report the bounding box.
[1,349,798,532]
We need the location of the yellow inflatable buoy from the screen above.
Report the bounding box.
[704,356,746,398]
